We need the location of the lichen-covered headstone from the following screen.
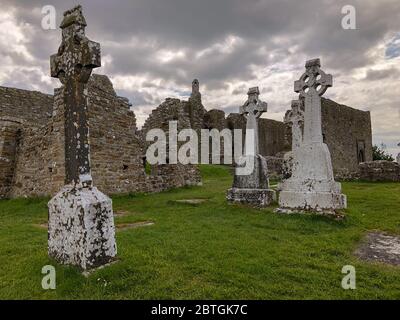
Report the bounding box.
[278,59,346,215]
[227,87,275,207]
[48,5,117,270]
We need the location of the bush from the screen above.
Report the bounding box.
[372,144,394,161]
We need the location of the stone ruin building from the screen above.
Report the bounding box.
[0,74,201,199]
[140,79,374,180]
[1,74,378,199]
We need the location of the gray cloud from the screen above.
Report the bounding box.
[364,67,400,81]
[0,0,399,155]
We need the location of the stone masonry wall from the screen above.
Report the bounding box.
[10,88,65,198]
[321,98,373,178]
[141,97,202,186]
[11,124,53,197]
[7,75,202,198]
[358,161,400,182]
[0,118,23,198]
[0,86,53,125]
[226,113,289,158]
[284,98,373,179]
[1,76,375,198]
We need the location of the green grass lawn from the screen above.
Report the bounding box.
[0,165,400,300]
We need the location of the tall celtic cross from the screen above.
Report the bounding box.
[239,87,268,155]
[284,100,304,151]
[294,58,332,145]
[50,5,101,187]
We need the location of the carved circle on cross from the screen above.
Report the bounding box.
[294,62,332,97]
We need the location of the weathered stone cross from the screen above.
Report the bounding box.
[294,58,332,145]
[50,5,101,187]
[227,87,275,207]
[284,100,304,151]
[277,58,346,215]
[239,87,268,155]
[48,5,116,271]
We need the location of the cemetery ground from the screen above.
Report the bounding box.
[0,165,399,300]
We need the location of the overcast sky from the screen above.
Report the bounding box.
[0,0,399,156]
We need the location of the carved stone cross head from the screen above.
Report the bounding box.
[284,100,304,125]
[240,87,268,119]
[50,5,101,85]
[294,58,332,97]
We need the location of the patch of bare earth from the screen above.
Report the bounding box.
[355,232,400,266]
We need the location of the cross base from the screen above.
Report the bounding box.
[278,142,347,213]
[227,188,276,208]
[233,155,270,189]
[48,185,117,270]
[278,189,347,213]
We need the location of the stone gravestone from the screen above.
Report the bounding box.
[282,100,304,178]
[285,100,304,152]
[397,143,400,164]
[278,59,346,215]
[48,6,117,270]
[227,87,275,207]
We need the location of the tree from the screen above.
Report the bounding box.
[372,143,394,161]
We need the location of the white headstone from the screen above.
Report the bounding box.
[278,59,347,215]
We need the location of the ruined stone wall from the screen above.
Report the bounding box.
[0,85,55,197]
[0,86,53,125]
[0,118,23,198]
[10,87,65,198]
[204,109,226,131]
[7,75,201,198]
[203,109,228,163]
[321,98,373,178]
[10,124,54,197]
[141,97,202,186]
[283,98,373,179]
[2,76,374,197]
[259,118,289,156]
[87,75,199,193]
[86,75,150,194]
[226,113,288,157]
[186,92,207,131]
[358,161,400,182]
[141,98,191,139]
